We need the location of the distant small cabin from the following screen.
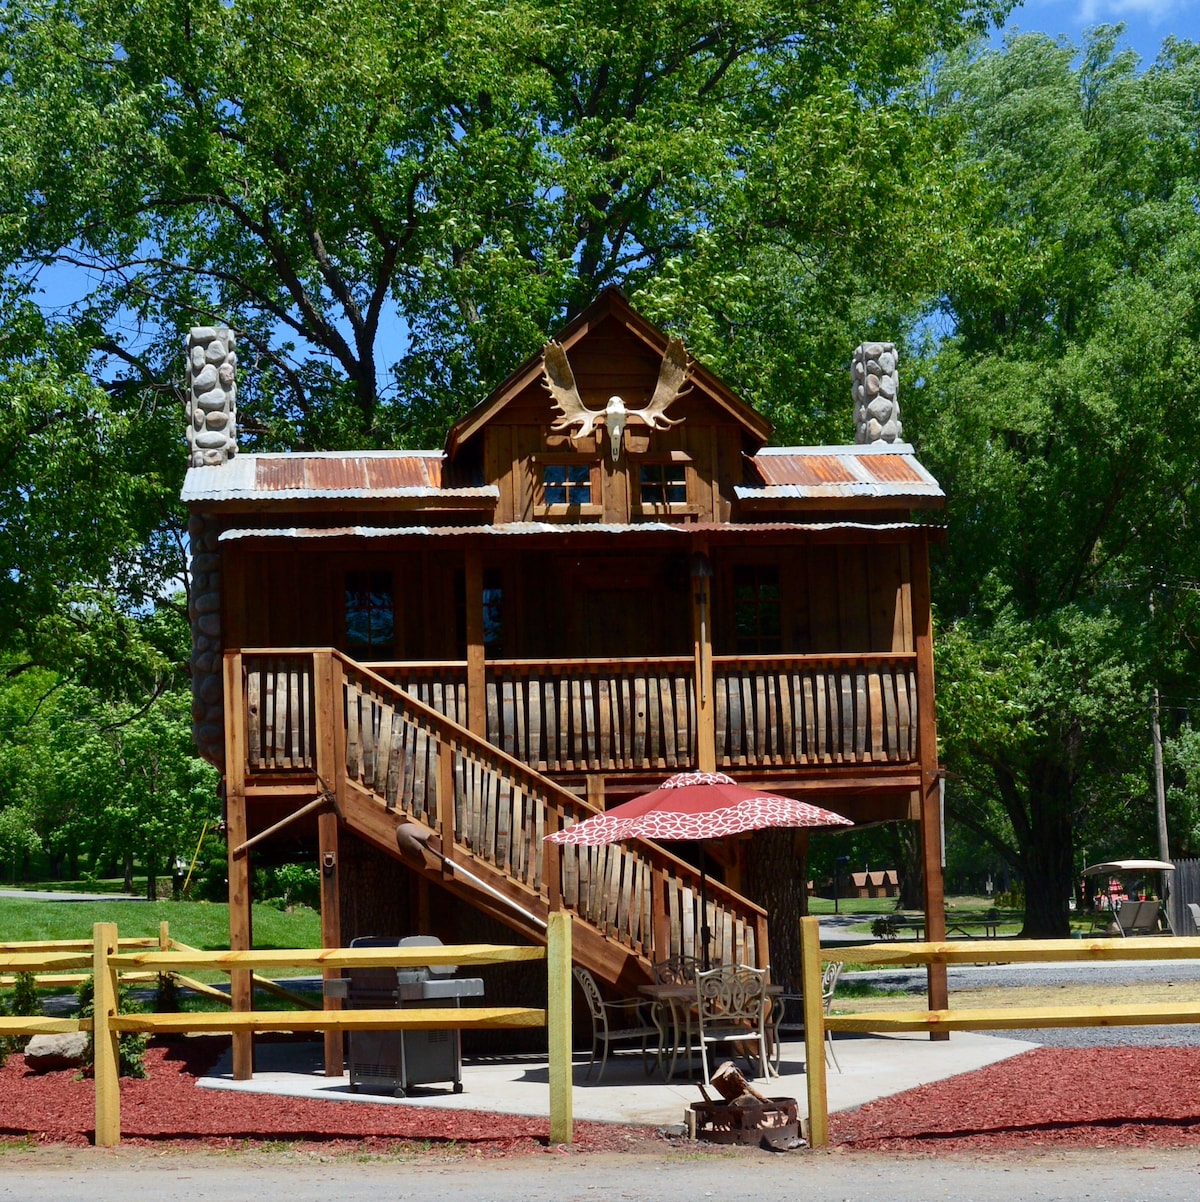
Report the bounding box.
[850,870,901,899]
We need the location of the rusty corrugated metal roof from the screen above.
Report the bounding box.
[254,452,444,492]
[739,445,942,503]
[181,452,496,504]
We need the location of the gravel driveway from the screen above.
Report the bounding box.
[845,958,1200,1047]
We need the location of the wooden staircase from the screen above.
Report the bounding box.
[234,650,769,993]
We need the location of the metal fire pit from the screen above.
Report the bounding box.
[686,1097,801,1147]
[331,935,484,1098]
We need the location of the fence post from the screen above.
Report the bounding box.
[800,915,829,1148]
[92,922,121,1147]
[546,910,573,1146]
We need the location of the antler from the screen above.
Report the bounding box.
[629,337,691,430]
[541,341,603,439]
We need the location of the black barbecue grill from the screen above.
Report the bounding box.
[327,935,484,1097]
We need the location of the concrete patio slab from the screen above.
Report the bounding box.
[198,1029,1038,1129]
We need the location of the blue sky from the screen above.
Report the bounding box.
[1000,0,1198,61]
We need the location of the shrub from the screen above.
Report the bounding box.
[255,863,321,912]
[0,972,41,1066]
[77,975,149,1079]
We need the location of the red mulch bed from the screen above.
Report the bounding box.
[6,1041,1200,1155]
[835,1046,1200,1153]
[0,1038,660,1156]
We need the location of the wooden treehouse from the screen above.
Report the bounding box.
[182,289,948,1064]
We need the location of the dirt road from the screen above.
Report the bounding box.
[2,1145,1199,1201]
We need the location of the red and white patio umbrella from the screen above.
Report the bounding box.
[546,770,853,846]
[545,771,853,967]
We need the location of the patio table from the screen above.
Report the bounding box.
[639,981,782,1081]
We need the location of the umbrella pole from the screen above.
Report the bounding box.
[700,846,711,971]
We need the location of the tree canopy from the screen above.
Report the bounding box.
[13,4,1200,940]
[1,0,1010,447]
[911,29,1200,933]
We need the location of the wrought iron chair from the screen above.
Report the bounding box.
[651,955,702,1079]
[652,954,701,985]
[1188,902,1200,935]
[694,964,770,1082]
[572,966,660,1082]
[768,960,845,1073]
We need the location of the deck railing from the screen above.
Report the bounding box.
[711,654,919,767]
[371,652,920,773]
[235,649,921,780]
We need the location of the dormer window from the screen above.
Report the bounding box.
[640,461,687,506]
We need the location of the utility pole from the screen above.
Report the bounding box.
[1150,590,1171,904]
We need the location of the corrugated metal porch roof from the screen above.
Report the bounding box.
[218,520,931,543]
[740,445,943,503]
[181,451,497,504]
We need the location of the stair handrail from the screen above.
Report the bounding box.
[331,649,766,923]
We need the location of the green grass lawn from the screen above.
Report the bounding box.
[0,897,321,950]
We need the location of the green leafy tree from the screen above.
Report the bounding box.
[2,0,1011,451]
[911,29,1200,934]
[0,664,218,894]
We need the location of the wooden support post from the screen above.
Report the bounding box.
[546,910,574,1146]
[755,911,771,974]
[223,650,254,1079]
[92,922,121,1147]
[465,547,487,737]
[318,808,343,1075]
[910,536,949,1029]
[800,916,828,1148]
[691,545,716,772]
[585,774,605,811]
[313,651,344,1076]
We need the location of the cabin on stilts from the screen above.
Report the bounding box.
[182,288,947,1073]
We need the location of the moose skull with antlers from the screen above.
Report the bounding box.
[540,337,691,461]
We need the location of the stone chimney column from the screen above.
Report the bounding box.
[852,342,902,444]
[184,326,236,768]
[186,327,238,466]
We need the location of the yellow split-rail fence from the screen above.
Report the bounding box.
[797,915,1200,1148]
[0,913,574,1147]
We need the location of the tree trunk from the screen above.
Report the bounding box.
[745,828,807,992]
[123,851,134,895]
[889,822,925,910]
[1017,762,1075,938]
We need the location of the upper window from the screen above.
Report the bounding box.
[534,456,603,518]
[542,462,593,506]
[640,462,688,506]
[733,564,781,654]
[345,570,394,656]
[633,453,695,520]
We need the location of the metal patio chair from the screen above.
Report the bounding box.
[769,960,845,1074]
[694,964,770,1082]
[572,966,659,1082]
